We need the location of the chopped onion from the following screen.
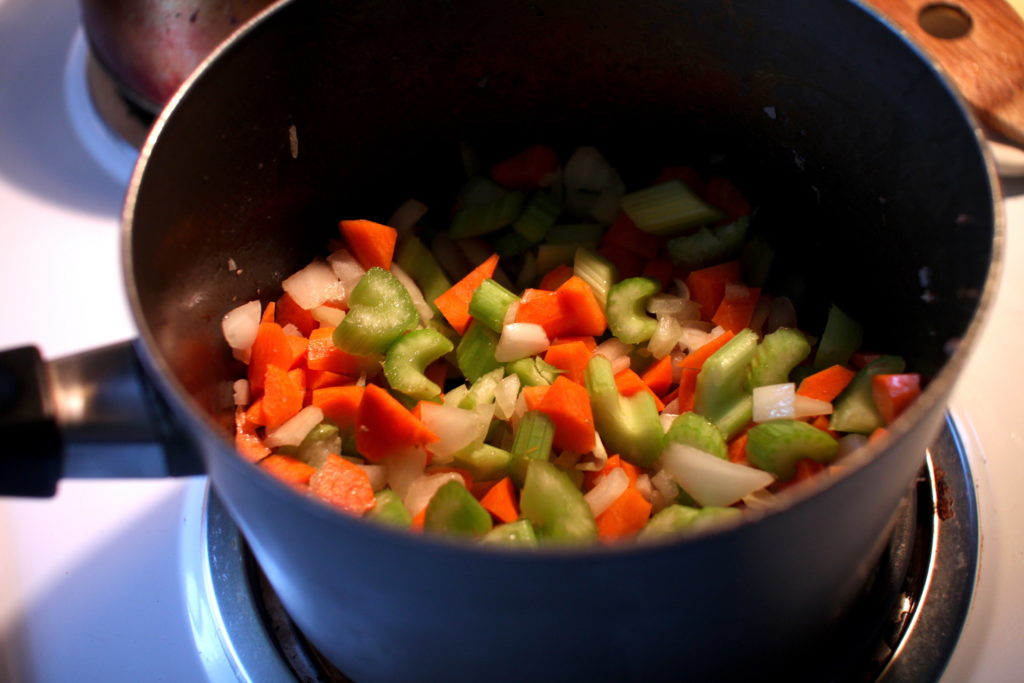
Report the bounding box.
[264,405,324,448]
[510,390,528,429]
[564,146,623,193]
[443,384,469,407]
[648,314,683,359]
[584,467,629,517]
[384,448,427,499]
[741,488,779,511]
[648,294,687,316]
[359,464,388,492]
[679,328,711,354]
[766,296,798,333]
[635,473,653,502]
[593,337,633,362]
[418,403,488,463]
[503,300,520,326]
[576,432,608,472]
[310,305,346,327]
[552,451,582,469]
[327,249,366,298]
[673,278,691,300]
[404,472,466,517]
[752,383,796,422]
[793,394,833,418]
[609,356,632,375]
[837,433,869,459]
[281,323,303,337]
[661,442,775,507]
[650,469,680,514]
[387,198,428,234]
[232,379,250,406]
[495,323,550,362]
[390,262,434,322]
[494,374,521,421]
[282,260,345,310]
[659,412,678,433]
[222,300,261,352]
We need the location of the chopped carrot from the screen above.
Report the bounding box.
[792,459,825,483]
[479,476,519,523]
[262,364,305,431]
[411,507,427,531]
[641,355,675,397]
[515,288,572,339]
[601,212,663,259]
[544,341,593,385]
[655,166,706,197]
[536,376,596,454]
[276,292,318,336]
[555,275,607,337]
[287,367,307,393]
[711,284,761,333]
[244,396,266,426]
[810,414,839,438]
[339,219,397,271]
[676,368,699,413]
[551,336,598,351]
[311,385,365,432]
[797,365,856,402]
[704,175,752,222]
[307,327,378,376]
[434,253,499,335]
[309,454,376,515]
[851,351,882,369]
[356,384,439,462]
[727,432,749,464]
[235,407,270,462]
[259,454,316,489]
[868,427,888,444]
[679,331,736,370]
[490,144,558,190]
[522,385,550,411]
[598,244,645,279]
[685,260,743,322]
[872,374,921,424]
[306,369,351,390]
[596,486,652,541]
[249,321,300,393]
[261,301,276,323]
[584,454,640,490]
[539,263,574,291]
[285,334,309,365]
[614,368,665,411]
[425,466,475,490]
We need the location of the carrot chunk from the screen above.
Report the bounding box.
[479,476,520,524]
[543,341,593,385]
[311,385,365,432]
[435,253,499,335]
[539,263,574,291]
[614,368,665,411]
[249,321,300,393]
[711,284,761,333]
[339,219,397,271]
[234,407,270,463]
[356,384,439,462]
[536,376,596,454]
[276,292,318,336]
[309,454,376,515]
[555,275,607,337]
[262,364,305,430]
[641,355,675,397]
[259,454,316,489]
[685,261,743,322]
[490,144,558,190]
[515,288,572,339]
[679,331,735,370]
[601,212,664,259]
[307,326,377,376]
[872,373,921,424]
[596,486,652,541]
[797,365,856,402]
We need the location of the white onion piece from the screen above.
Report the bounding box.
[222,300,261,352]
[327,248,366,298]
[564,146,623,193]
[837,433,869,459]
[232,379,250,406]
[659,412,678,433]
[752,383,796,422]
[594,337,633,362]
[283,260,345,310]
[793,394,833,418]
[766,296,798,333]
[495,323,550,362]
[387,198,428,234]
[648,294,686,316]
[510,390,528,429]
[503,300,520,326]
[311,305,346,327]
[390,262,434,322]
[650,469,679,514]
[662,397,680,415]
[443,384,469,407]
[359,464,388,492]
[674,278,691,299]
[679,327,712,354]
[384,448,427,499]
[404,472,466,517]
[662,442,775,507]
[418,403,488,463]
[494,374,521,421]
[264,406,324,448]
[649,314,683,359]
[552,451,582,469]
[609,355,632,375]
[584,467,629,517]
[742,488,779,511]
[635,473,653,502]
[281,323,302,337]
[576,432,608,471]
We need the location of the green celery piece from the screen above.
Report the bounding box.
[606,277,661,344]
[520,460,597,544]
[509,411,555,487]
[458,368,504,409]
[487,419,514,452]
[294,422,340,468]
[494,231,535,258]
[573,247,618,310]
[333,267,418,356]
[830,355,906,434]
[746,419,840,480]
[545,223,604,247]
[367,489,412,528]
[665,413,727,459]
[585,355,663,467]
[747,327,811,390]
[512,192,561,243]
[814,305,864,370]
[534,358,562,384]
[449,191,526,239]
[480,519,538,547]
[456,321,501,383]
[666,216,749,272]
[639,505,742,541]
[506,358,551,387]
[620,180,724,236]
[383,328,454,400]
[424,481,493,537]
[535,244,577,274]
[694,329,759,439]
[453,443,512,481]
[395,235,452,313]
[469,278,519,333]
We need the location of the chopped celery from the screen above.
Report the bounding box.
[664,413,727,459]
[814,305,863,370]
[534,357,562,384]
[509,411,555,487]
[333,267,418,356]
[453,443,512,481]
[606,277,660,344]
[573,247,618,309]
[830,355,906,434]
[458,367,504,409]
[506,357,550,387]
[747,327,811,390]
[520,460,597,544]
[480,519,538,547]
[535,244,577,274]
[367,489,412,528]
[469,278,519,333]
[639,504,742,540]
[383,328,454,400]
[666,216,749,272]
[424,481,493,537]
[456,321,501,383]
[585,355,663,467]
[449,191,526,239]
[395,234,452,313]
[294,422,341,468]
[694,329,758,439]
[512,192,560,243]
[545,223,604,247]
[620,180,724,236]
[494,231,535,258]
[746,419,839,480]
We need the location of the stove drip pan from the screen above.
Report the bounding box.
[199,414,978,682]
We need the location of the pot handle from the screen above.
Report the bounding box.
[0,342,205,497]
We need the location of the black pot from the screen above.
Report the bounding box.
[3,0,1001,681]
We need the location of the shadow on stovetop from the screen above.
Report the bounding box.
[0,0,122,217]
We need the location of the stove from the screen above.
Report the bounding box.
[1,4,1023,681]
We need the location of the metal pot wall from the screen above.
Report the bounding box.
[4,0,1002,680]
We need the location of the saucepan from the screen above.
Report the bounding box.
[0,0,1009,680]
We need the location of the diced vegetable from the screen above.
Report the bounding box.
[620,180,724,235]
[830,355,906,434]
[509,411,555,487]
[333,267,418,356]
[814,305,863,370]
[585,355,663,467]
[367,489,413,528]
[606,277,660,344]
[746,419,840,481]
[520,460,597,544]
[665,412,728,459]
[480,519,538,546]
[383,328,454,400]
[423,481,493,537]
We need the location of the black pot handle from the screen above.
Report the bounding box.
[0,341,205,497]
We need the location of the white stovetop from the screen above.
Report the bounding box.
[1,4,1023,682]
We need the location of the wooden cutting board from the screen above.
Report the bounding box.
[867,0,1024,146]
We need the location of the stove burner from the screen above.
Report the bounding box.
[198,415,977,682]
